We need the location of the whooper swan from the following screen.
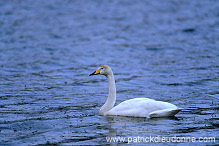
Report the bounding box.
[89,65,182,118]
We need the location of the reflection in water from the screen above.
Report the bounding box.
[103,116,181,144]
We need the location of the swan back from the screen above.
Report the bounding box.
[105,98,180,117]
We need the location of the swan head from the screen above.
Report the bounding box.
[89,65,112,76]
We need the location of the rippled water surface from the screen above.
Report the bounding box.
[0,0,219,145]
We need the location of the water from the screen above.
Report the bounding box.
[0,0,218,145]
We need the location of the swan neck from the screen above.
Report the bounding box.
[107,74,116,102]
[99,73,116,115]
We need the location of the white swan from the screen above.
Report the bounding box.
[89,65,182,118]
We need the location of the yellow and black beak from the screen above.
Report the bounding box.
[89,68,101,76]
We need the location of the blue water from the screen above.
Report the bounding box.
[0,0,218,145]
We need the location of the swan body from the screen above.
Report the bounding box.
[89,65,181,118]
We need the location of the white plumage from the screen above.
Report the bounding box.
[89,65,181,118]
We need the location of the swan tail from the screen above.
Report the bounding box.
[149,108,182,118]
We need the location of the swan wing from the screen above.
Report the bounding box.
[149,108,182,118]
[105,98,180,118]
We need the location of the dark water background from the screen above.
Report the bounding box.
[0,0,218,145]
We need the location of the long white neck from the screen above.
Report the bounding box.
[99,72,116,115]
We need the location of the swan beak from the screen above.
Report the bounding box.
[89,68,101,76]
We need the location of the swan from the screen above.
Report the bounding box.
[89,65,182,118]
